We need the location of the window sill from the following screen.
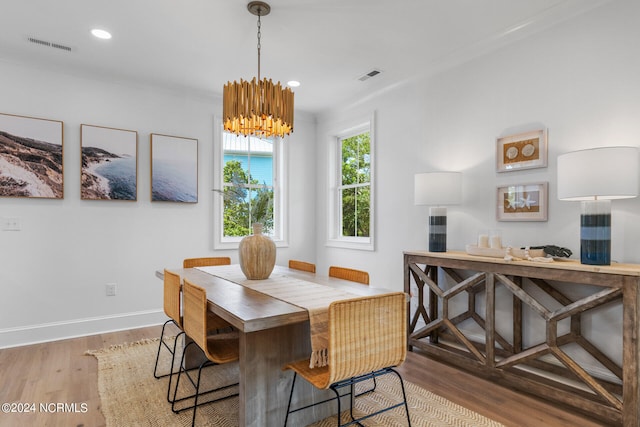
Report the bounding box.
[325,238,374,252]
[214,238,289,250]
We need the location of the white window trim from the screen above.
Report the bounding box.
[213,116,289,250]
[326,112,375,251]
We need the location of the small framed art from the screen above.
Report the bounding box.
[150,133,198,202]
[497,182,548,221]
[0,112,64,198]
[496,129,547,172]
[81,124,138,200]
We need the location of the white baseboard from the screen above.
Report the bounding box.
[0,309,166,349]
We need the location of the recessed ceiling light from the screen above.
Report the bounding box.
[287,81,300,88]
[91,29,112,40]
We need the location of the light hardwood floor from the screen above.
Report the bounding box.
[0,325,606,427]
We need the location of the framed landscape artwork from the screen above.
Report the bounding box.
[0,112,64,198]
[496,129,547,172]
[81,124,138,201]
[497,182,548,221]
[150,133,198,203]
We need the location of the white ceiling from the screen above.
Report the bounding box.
[0,0,610,114]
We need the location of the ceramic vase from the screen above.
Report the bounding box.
[238,223,276,279]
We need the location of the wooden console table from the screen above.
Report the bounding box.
[403,250,640,426]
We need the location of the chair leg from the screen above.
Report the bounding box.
[191,363,205,427]
[283,368,409,427]
[329,368,410,427]
[170,342,206,426]
[171,341,239,420]
[354,373,377,397]
[333,386,343,427]
[336,382,365,427]
[153,319,174,379]
[390,369,412,427]
[171,341,210,410]
[172,341,195,413]
[285,372,345,426]
[283,372,297,427]
[348,381,355,423]
[166,331,185,403]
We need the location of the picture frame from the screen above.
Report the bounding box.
[150,133,198,203]
[0,112,64,198]
[496,129,547,172]
[81,124,138,201]
[497,182,548,222]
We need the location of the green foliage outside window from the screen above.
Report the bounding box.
[220,160,274,237]
[340,132,370,237]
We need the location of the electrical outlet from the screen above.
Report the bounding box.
[106,283,117,296]
[2,217,21,231]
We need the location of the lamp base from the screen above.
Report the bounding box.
[428,207,447,252]
[580,200,611,265]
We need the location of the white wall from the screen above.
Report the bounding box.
[315,0,640,371]
[0,60,316,347]
[316,0,640,289]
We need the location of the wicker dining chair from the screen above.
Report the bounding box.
[328,266,369,285]
[172,279,240,427]
[183,257,231,268]
[153,269,186,403]
[288,259,316,273]
[328,265,375,393]
[183,256,235,334]
[282,292,411,427]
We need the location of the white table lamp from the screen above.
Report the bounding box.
[414,172,462,252]
[557,146,639,265]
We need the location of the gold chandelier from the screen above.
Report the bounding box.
[223,1,294,138]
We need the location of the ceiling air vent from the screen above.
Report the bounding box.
[27,37,72,52]
[358,69,382,82]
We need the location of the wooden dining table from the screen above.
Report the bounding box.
[161,264,395,427]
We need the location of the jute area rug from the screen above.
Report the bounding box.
[87,337,504,427]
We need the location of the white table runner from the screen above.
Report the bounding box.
[196,264,359,367]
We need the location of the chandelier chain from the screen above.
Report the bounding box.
[257,13,262,80]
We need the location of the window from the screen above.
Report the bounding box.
[339,132,370,237]
[328,115,374,250]
[214,124,287,249]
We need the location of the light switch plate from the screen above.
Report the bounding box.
[106,283,117,296]
[2,217,21,231]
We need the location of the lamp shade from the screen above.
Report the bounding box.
[557,146,638,266]
[414,172,462,206]
[557,146,639,201]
